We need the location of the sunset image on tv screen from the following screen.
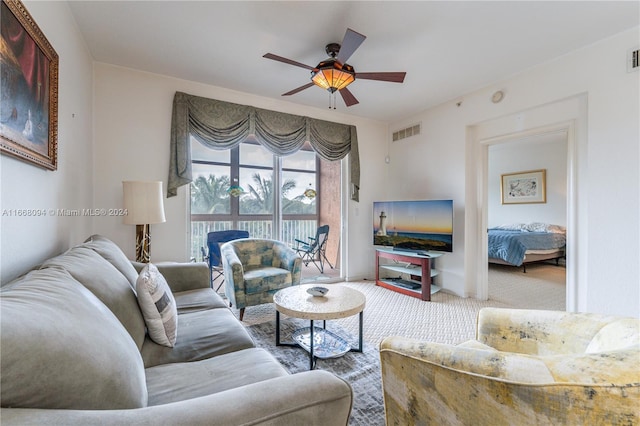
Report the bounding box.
[373,200,453,252]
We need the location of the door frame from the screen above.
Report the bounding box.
[464,94,586,312]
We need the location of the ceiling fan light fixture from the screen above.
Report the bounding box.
[263,28,404,107]
[311,59,355,93]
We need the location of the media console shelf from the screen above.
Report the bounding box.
[375,248,443,301]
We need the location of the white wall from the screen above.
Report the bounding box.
[389,27,640,317]
[1,1,93,283]
[91,64,388,280]
[488,135,567,227]
[384,103,469,297]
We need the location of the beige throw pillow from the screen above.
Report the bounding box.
[136,263,178,347]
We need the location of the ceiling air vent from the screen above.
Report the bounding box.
[392,123,421,142]
[628,47,639,72]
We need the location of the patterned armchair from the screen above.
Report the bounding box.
[380,307,640,425]
[221,238,301,321]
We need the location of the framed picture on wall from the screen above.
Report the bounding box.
[501,169,546,204]
[0,0,59,170]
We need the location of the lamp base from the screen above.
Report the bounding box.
[135,224,151,263]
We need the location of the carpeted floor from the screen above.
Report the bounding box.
[488,262,565,310]
[234,262,565,425]
[245,318,384,426]
[238,262,565,347]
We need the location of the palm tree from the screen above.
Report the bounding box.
[242,173,273,214]
[280,179,299,212]
[284,194,316,214]
[242,173,298,214]
[190,174,230,214]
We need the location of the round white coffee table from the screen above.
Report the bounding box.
[273,284,366,370]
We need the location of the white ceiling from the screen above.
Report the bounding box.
[68,1,639,122]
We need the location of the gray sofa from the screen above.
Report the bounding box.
[0,235,352,425]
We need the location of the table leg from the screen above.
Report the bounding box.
[357,311,363,352]
[275,310,281,346]
[309,319,315,370]
[347,311,363,353]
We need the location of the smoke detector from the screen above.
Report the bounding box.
[491,90,505,103]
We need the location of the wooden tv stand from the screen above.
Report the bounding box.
[375,248,443,301]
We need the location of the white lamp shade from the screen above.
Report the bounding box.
[122,181,166,225]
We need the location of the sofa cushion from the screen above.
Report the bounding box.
[136,263,178,347]
[155,262,211,293]
[586,318,640,353]
[244,267,292,294]
[40,246,147,350]
[174,288,229,314]
[0,268,147,409]
[457,340,498,351]
[141,307,255,367]
[145,348,288,405]
[83,234,140,288]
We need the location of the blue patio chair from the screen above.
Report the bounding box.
[202,230,249,291]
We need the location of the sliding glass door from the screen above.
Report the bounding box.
[189,137,319,261]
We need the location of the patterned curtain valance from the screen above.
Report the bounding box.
[168,92,360,201]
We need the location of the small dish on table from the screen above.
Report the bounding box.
[306,286,329,297]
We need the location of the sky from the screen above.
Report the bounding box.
[373,200,453,234]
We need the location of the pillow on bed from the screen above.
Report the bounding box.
[524,223,567,233]
[524,222,549,232]
[547,224,566,234]
[493,223,527,231]
[493,223,566,233]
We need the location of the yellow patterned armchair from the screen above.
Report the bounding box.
[380,307,640,425]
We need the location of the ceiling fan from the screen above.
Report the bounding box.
[263,28,406,108]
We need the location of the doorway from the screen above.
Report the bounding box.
[299,157,343,284]
[486,132,568,309]
[464,94,587,312]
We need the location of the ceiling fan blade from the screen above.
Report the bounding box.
[282,82,315,96]
[356,72,406,83]
[336,28,366,64]
[339,87,359,107]
[263,53,314,71]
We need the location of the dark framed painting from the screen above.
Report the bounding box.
[1,0,58,170]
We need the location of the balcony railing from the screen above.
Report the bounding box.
[191,219,318,261]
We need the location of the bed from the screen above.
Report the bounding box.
[488,223,566,272]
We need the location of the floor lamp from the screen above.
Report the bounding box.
[123,181,166,263]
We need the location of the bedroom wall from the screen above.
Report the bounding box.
[1,1,94,283]
[387,27,639,317]
[91,63,388,281]
[488,134,567,228]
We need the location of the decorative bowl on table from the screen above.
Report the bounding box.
[306,286,329,297]
[292,327,350,359]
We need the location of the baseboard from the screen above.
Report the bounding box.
[345,274,371,282]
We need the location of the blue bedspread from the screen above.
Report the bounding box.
[488,230,566,266]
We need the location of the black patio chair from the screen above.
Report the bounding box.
[202,230,249,291]
[294,224,334,273]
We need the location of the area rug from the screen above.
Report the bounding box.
[245,318,384,426]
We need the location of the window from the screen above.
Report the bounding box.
[239,142,274,215]
[282,147,317,215]
[190,137,319,260]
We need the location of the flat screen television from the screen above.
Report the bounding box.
[373,199,453,253]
